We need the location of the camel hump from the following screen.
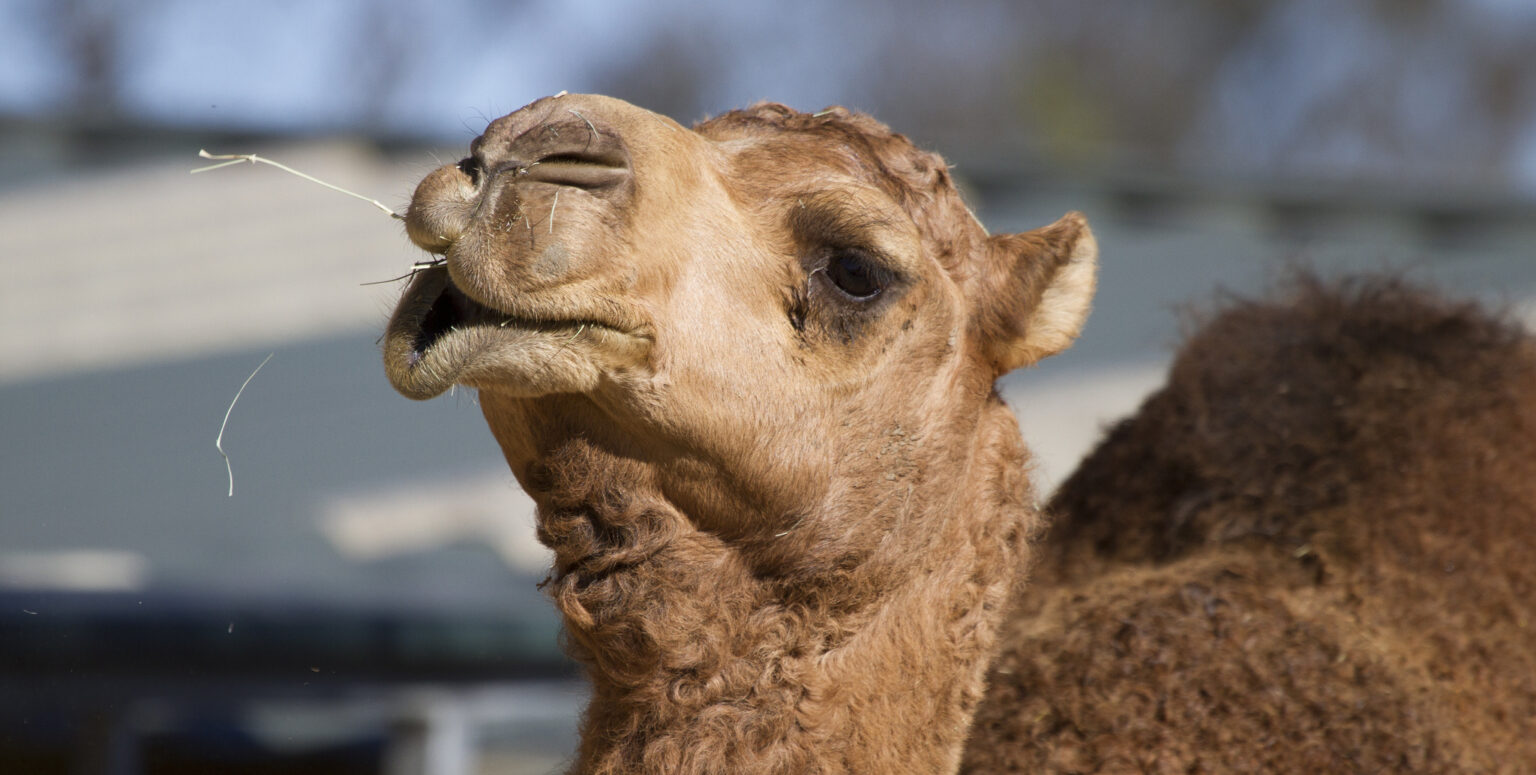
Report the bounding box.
[1044,273,1536,574]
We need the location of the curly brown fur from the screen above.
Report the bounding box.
[963,276,1536,773]
[527,404,1037,774]
[383,94,1097,774]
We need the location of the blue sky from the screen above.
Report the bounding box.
[0,0,915,137]
[4,0,1536,192]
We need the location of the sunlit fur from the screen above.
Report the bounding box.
[387,94,1536,773]
[387,94,1095,774]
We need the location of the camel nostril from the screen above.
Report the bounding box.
[522,151,630,189]
[457,156,481,185]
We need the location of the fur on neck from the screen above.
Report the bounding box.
[526,399,1038,775]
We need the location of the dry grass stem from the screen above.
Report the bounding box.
[193,149,404,221]
[569,109,599,138]
[360,258,447,287]
[217,352,274,497]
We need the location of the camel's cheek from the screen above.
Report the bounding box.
[630,361,838,533]
[636,290,969,534]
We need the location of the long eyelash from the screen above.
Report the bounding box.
[814,248,896,300]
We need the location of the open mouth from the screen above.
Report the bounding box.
[382,266,638,400]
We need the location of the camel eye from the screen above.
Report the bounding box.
[824,250,887,301]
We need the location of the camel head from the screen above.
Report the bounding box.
[383,93,1096,550]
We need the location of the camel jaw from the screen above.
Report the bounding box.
[382,266,648,400]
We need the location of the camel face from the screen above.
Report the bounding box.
[384,94,662,402]
[384,94,1095,536]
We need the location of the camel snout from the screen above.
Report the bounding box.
[404,162,479,254]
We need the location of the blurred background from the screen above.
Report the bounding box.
[3,1,1535,773]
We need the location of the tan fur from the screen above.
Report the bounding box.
[1018,223,1095,365]
[382,94,1094,774]
[963,276,1536,773]
[383,95,1536,773]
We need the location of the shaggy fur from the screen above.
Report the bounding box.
[963,276,1536,773]
[382,94,1096,774]
[526,406,1036,774]
[384,93,1535,773]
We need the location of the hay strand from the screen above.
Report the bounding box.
[216,352,274,497]
[569,109,599,138]
[193,150,404,221]
[360,258,446,287]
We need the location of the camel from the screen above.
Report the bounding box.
[381,94,1536,773]
[963,276,1536,772]
[383,93,1094,774]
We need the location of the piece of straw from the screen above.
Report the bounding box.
[216,353,274,497]
[360,258,446,287]
[193,150,404,220]
[569,109,599,138]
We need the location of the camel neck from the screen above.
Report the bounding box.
[524,406,1036,774]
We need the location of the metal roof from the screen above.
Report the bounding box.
[0,140,423,384]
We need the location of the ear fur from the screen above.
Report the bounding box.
[972,212,1097,374]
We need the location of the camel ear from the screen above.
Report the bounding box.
[972,212,1097,374]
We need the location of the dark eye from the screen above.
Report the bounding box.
[824,250,886,301]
